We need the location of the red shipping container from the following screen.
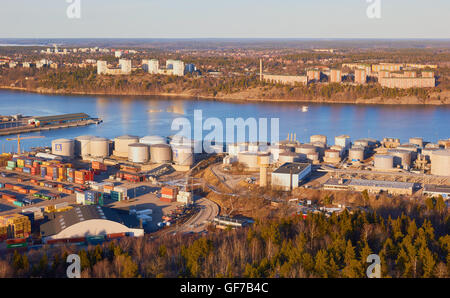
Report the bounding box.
[6,238,27,244]
[107,232,126,240]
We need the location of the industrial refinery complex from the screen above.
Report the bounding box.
[0,126,449,251]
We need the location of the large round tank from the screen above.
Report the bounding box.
[374,155,394,170]
[208,144,224,154]
[227,143,248,157]
[170,136,202,152]
[139,135,167,146]
[150,144,172,164]
[257,152,271,166]
[422,148,438,162]
[128,143,149,163]
[269,145,288,162]
[51,139,74,158]
[307,152,320,162]
[325,149,340,159]
[310,135,327,144]
[248,142,269,153]
[90,137,110,158]
[349,148,365,161]
[409,137,423,148]
[278,152,300,164]
[172,145,194,166]
[114,135,139,156]
[74,135,94,157]
[388,149,412,168]
[295,144,316,155]
[330,145,344,155]
[335,135,351,148]
[238,152,259,169]
[354,139,369,148]
[431,149,450,176]
[425,143,440,149]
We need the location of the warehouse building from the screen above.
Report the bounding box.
[323,178,415,195]
[40,205,144,242]
[28,113,91,126]
[348,179,414,195]
[271,162,312,191]
[423,184,450,199]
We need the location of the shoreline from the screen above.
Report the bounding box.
[1,86,449,106]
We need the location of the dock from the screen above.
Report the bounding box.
[0,113,102,136]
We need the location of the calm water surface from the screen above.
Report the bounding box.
[0,91,449,152]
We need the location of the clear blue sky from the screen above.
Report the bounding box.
[0,0,449,38]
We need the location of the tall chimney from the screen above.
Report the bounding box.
[260,59,263,81]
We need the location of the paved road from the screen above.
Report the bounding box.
[159,196,219,236]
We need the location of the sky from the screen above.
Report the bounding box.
[0,0,449,39]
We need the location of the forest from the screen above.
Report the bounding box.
[0,197,448,278]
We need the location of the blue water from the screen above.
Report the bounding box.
[0,90,449,152]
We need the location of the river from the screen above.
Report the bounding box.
[0,90,449,152]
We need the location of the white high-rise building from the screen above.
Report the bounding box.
[97,61,108,75]
[166,60,185,76]
[143,59,159,74]
[119,59,132,75]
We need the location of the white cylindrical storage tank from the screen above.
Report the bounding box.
[51,139,74,158]
[325,149,340,159]
[114,135,139,157]
[295,144,316,155]
[150,144,172,164]
[209,144,224,154]
[335,135,351,148]
[128,143,149,163]
[172,145,194,166]
[74,135,94,157]
[248,142,259,153]
[409,137,423,148]
[310,135,327,145]
[238,152,259,169]
[257,152,271,166]
[278,152,300,164]
[227,142,248,157]
[354,139,369,148]
[330,145,344,156]
[421,148,438,162]
[374,155,394,170]
[425,143,440,149]
[431,149,450,176]
[139,135,167,146]
[90,137,110,158]
[349,148,365,162]
[307,152,319,162]
[269,145,288,162]
[388,149,412,168]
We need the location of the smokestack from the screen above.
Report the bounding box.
[260,59,263,81]
[294,133,296,142]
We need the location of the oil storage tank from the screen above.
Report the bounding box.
[409,137,424,148]
[270,145,288,162]
[374,155,394,170]
[335,135,351,149]
[90,137,110,158]
[128,143,149,163]
[238,152,259,170]
[431,149,450,176]
[51,139,74,158]
[172,145,194,166]
[387,149,412,168]
[349,148,365,162]
[74,135,94,157]
[227,143,248,157]
[114,135,139,157]
[324,149,341,163]
[139,136,167,146]
[150,144,172,164]
[310,135,327,145]
[278,152,300,164]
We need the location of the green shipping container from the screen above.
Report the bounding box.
[7,242,28,249]
[13,201,24,207]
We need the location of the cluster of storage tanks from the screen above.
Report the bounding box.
[371,137,450,176]
[51,135,202,167]
[226,134,354,169]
